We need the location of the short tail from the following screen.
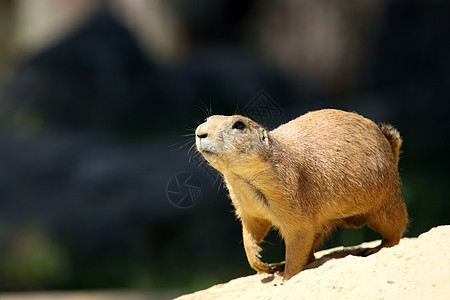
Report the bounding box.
[378,123,402,164]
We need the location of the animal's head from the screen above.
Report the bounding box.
[195,115,271,174]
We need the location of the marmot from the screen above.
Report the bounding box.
[195,109,408,281]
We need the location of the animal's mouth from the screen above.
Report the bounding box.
[196,140,219,156]
[199,148,218,156]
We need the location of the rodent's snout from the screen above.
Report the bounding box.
[195,123,215,154]
[195,124,208,140]
[197,132,208,139]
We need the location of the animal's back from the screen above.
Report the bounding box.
[271,109,400,219]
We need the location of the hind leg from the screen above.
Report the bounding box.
[364,202,408,255]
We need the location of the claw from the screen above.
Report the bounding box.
[268,261,285,273]
[356,246,381,257]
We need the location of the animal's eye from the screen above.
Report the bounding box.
[232,121,246,130]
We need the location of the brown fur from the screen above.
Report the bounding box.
[378,123,402,164]
[195,109,408,281]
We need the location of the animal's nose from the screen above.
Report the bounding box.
[196,123,208,139]
[197,132,208,139]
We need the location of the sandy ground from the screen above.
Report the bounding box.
[176,225,450,300]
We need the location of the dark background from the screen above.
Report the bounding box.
[0,0,448,294]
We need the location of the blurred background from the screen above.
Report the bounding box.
[0,0,448,297]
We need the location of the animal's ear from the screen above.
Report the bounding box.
[260,128,270,146]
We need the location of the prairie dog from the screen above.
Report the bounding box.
[195,109,408,281]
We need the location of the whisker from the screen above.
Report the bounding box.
[168,127,197,153]
[192,152,206,166]
[169,139,195,154]
[182,127,196,133]
[192,150,202,160]
[178,132,196,138]
[168,137,192,147]
[196,99,214,119]
[234,103,241,116]
[196,103,211,120]
[188,143,198,162]
[216,175,225,193]
[208,98,213,117]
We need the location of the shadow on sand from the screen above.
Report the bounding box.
[260,245,377,284]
